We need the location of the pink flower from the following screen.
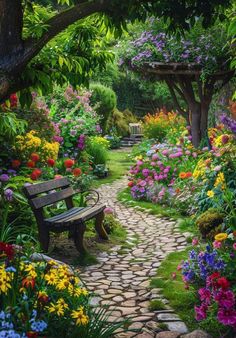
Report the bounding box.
[192,238,199,246]
[217,308,236,326]
[213,241,222,249]
[214,165,222,172]
[192,152,197,158]
[195,303,208,321]
[233,243,236,250]
[162,149,169,156]
[172,272,176,279]
[177,264,182,271]
[198,288,211,305]
[150,161,156,166]
[215,290,235,309]
[104,207,114,215]
[185,150,191,155]
[152,154,159,161]
[137,160,143,165]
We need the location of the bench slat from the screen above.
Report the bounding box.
[30,187,74,210]
[45,207,84,223]
[24,177,70,197]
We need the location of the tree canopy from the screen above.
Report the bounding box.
[0,0,234,103]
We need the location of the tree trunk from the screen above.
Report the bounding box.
[190,102,201,148]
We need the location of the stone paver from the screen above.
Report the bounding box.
[80,178,188,337]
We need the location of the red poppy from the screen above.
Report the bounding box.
[11,159,21,168]
[10,93,18,108]
[47,158,55,167]
[73,168,82,177]
[27,161,36,168]
[128,181,134,187]
[30,153,40,162]
[64,159,74,168]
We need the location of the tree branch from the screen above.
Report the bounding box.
[165,76,188,119]
[5,0,110,73]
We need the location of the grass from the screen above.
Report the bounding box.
[150,250,227,337]
[117,188,197,236]
[149,299,166,311]
[93,149,133,187]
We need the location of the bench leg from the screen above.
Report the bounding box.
[38,225,50,252]
[95,211,108,240]
[73,222,87,254]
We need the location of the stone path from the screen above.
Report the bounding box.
[80,178,189,337]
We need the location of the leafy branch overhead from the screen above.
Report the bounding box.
[0,0,234,103]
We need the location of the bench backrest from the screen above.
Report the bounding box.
[23,177,74,210]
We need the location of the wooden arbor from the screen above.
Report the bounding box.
[140,62,234,147]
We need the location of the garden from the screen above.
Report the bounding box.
[0,1,236,337]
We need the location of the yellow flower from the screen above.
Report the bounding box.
[207,190,215,198]
[45,272,57,285]
[215,233,228,242]
[24,264,37,278]
[0,266,12,294]
[71,307,89,326]
[47,298,68,316]
[214,172,226,190]
[56,278,69,290]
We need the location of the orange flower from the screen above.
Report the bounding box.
[64,159,74,168]
[30,153,40,162]
[186,172,192,178]
[22,277,35,289]
[11,159,21,168]
[179,172,186,179]
[27,160,36,168]
[175,188,180,194]
[73,168,82,177]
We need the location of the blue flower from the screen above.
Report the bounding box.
[5,266,16,273]
[30,320,47,332]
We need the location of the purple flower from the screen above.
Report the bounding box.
[214,290,235,310]
[0,174,9,182]
[198,288,211,305]
[217,308,236,326]
[195,303,208,321]
[4,189,13,202]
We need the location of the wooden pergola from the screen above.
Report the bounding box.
[139,62,234,147]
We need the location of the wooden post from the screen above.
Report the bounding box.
[95,211,108,240]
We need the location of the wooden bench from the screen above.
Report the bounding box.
[23,177,108,254]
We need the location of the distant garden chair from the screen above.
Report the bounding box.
[129,123,143,140]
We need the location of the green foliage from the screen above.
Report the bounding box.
[143,122,167,141]
[90,83,117,130]
[87,140,108,166]
[106,108,137,136]
[196,208,225,239]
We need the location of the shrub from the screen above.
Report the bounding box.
[90,83,117,131]
[106,108,137,136]
[196,208,225,239]
[87,138,108,165]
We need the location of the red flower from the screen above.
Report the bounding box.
[73,168,82,177]
[0,242,15,260]
[11,159,21,168]
[64,159,74,168]
[30,169,42,181]
[47,158,55,167]
[27,161,35,168]
[128,181,134,187]
[209,272,221,280]
[217,277,230,290]
[10,93,18,108]
[221,135,229,145]
[26,332,38,338]
[22,277,35,289]
[30,153,40,162]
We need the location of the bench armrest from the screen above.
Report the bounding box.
[73,189,100,208]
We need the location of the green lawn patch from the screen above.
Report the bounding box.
[150,250,226,337]
[149,299,166,311]
[93,149,133,187]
